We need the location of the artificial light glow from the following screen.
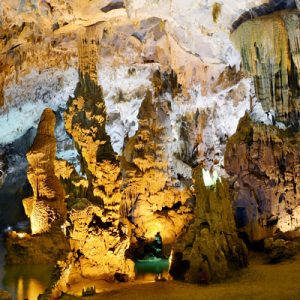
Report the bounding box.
[202,169,219,187]
[16,232,28,238]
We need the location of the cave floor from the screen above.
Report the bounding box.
[66,253,300,300]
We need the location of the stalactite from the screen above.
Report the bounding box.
[232,13,291,120]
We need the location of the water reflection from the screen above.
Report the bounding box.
[1,264,53,300]
[135,258,169,281]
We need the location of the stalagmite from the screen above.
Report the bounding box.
[23,108,66,234]
[169,166,248,283]
[5,108,69,265]
[55,24,134,295]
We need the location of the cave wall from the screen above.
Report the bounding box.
[1,1,300,296]
[225,114,300,242]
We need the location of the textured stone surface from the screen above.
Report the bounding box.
[0,290,12,300]
[169,166,248,283]
[232,0,296,30]
[23,108,66,234]
[5,108,69,264]
[5,230,69,265]
[232,9,300,124]
[264,237,299,262]
[0,0,269,109]
[2,2,300,297]
[54,25,134,296]
[225,115,300,242]
[121,72,192,247]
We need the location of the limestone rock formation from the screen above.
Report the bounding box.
[5,108,69,264]
[264,237,299,263]
[121,72,192,247]
[169,166,248,283]
[0,0,270,110]
[58,199,133,281]
[54,25,134,295]
[232,0,297,30]
[3,1,300,297]
[232,9,300,124]
[225,114,300,242]
[23,108,66,234]
[5,229,69,265]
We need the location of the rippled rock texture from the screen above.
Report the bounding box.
[23,108,66,234]
[53,25,134,296]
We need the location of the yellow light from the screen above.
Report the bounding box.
[202,169,219,187]
[16,232,28,238]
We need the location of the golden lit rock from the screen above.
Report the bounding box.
[122,76,192,246]
[23,108,66,234]
[2,2,300,299]
[55,25,134,295]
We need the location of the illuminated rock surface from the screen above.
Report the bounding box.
[0,290,12,300]
[122,72,192,246]
[0,0,300,299]
[5,109,69,264]
[23,108,66,234]
[53,25,134,297]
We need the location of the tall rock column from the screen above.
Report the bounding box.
[5,108,69,265]
[23,108,66,234]
[57,24,133,291]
